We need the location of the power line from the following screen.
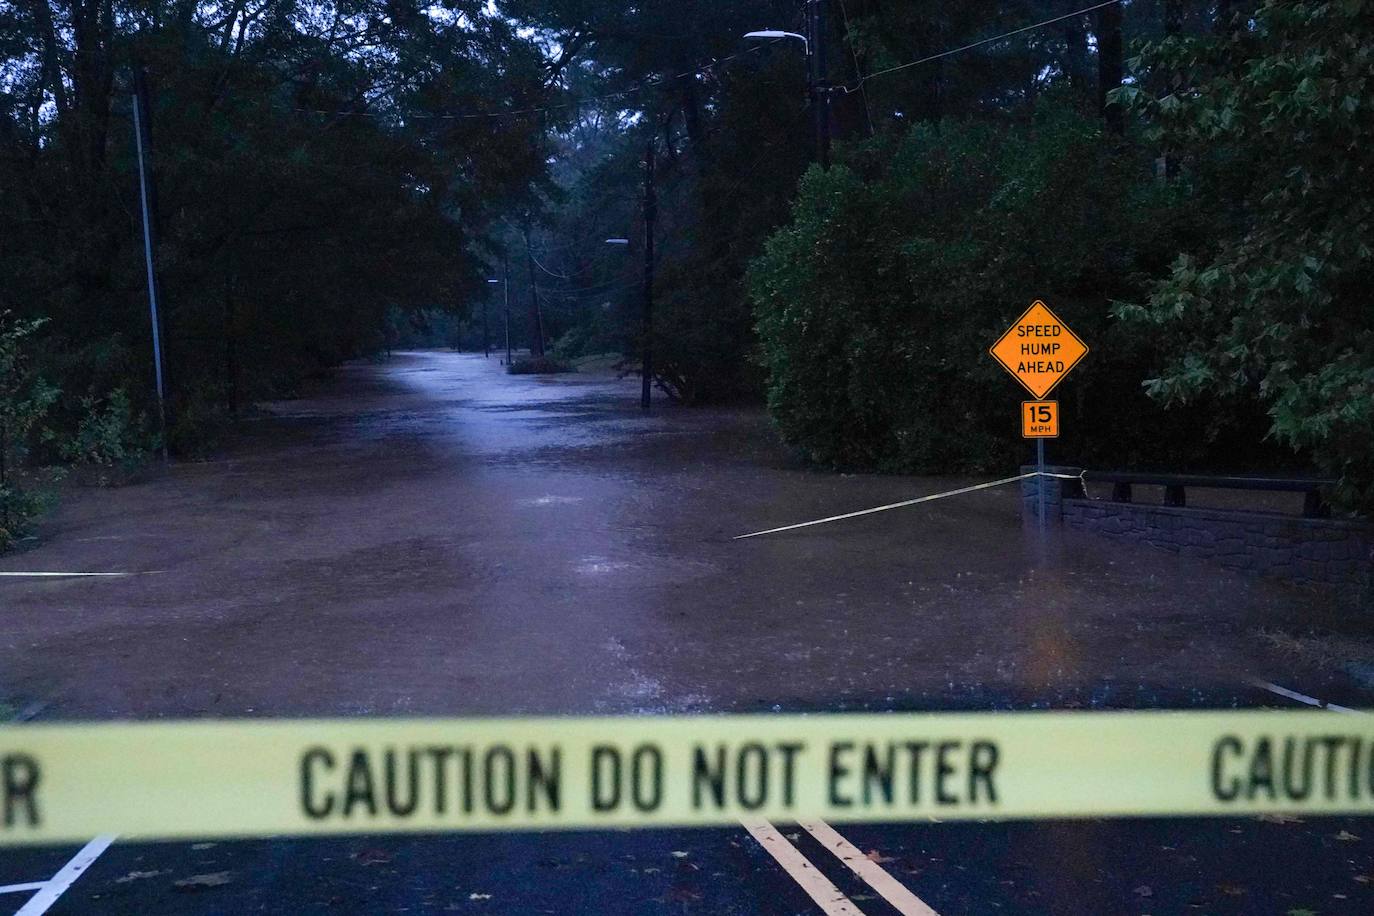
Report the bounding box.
[836,0,1122,95]
[536,277,643,297]
[836,0,875,136]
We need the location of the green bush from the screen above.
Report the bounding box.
[552,316,620,362]
[60,388,153,484]
[508,355,574,375]
[748,105,1272,475]
[0,313,59,548]
[168,385,229,459]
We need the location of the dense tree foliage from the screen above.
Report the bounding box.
[3,0,1373,539]
[1115,0,1374,510]
[1,0,555,454]
[742,0,1374,514]
[749,106,1275,473]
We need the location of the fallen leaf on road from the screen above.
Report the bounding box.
[469,892,492,900]
[1217,883,1247,896]
[1133,885,1153,898]
[191,843,216,850]
[115,870,164,883]
[1335,830,1361,842]
[1257,813,1304,825]
[173,872,233,890]
[670,850,689,858]
[352,848,394,866]
[865,850,895,864]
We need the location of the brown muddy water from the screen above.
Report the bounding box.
[0,351,1331,721]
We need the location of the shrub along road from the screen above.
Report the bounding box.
[1,351,1370,913]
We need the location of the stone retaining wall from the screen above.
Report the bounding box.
[1020,465,1373,590]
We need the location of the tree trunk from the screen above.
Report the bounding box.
[1062,8,1089,95]
[522,227,546,358]
[1163,0,1183,177]
[1096,3,1124,135]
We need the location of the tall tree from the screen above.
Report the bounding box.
[1115,0,1374,510]
[1096,1,1124,134]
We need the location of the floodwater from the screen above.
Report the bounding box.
[0,350,1331,721]
[5,350,1372,916]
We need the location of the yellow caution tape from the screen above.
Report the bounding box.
[3,710,1372,845]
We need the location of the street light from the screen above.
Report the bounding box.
[744,1,830,170]
[743,30,808,53]
[605,139,656,413]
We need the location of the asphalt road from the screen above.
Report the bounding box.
[3,351,1372,913]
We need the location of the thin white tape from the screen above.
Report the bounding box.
[0,572,132,578]
[734,471,1083,540]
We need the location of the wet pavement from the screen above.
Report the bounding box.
[2,350,1373,913]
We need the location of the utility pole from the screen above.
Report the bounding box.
[503,253,512,366]
[641,141,656,411]
[131,62,169,460]
[807,0,831,171]
[521,225,546,358]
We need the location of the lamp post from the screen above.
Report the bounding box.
[486,258,511,366]
[605,143,656,411]
[480,281,491,357]
[130,63,170,458]
[484,279,499,360]
[745,0,831,170]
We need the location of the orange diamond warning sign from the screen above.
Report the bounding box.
[989,300,1088,399]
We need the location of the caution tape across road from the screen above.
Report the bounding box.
[3,710,1372,845]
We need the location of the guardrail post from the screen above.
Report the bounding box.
[1303,490,1331,519]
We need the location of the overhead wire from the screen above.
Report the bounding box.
[835,0,1122,95]
[835,0,876,136]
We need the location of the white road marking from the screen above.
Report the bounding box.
[1252,679,1368,715]
[800,820,939,915]
[0,883,47,895]
[0,572,132,578]
[741,818,867,915]
[13,834,116,915]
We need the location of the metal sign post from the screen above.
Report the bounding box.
[990,301,1087,532]
[1021,400,1059,530]
[1037,438,1046,530]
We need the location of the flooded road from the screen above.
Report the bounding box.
[0,350,1334,720]
[2,350,1370,914]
